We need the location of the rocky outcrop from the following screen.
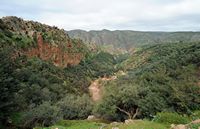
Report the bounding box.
[23,33,83,67]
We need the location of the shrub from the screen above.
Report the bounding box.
[191,110,200,120]
[93,84,140,121]
[154,112,189,125]
[57,94,93,120]
[22,102,62,128]
[188,123,200,129]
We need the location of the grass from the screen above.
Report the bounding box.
[106,120,168,129]
[35,120,168,129]
[34,120,103,129]
[34,119,200,129]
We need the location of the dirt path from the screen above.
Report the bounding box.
[89,71,126,102]
[89,79,102,102]
[89,76,117,102]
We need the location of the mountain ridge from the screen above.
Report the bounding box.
[69,29,200,32]
[67,29,200,51]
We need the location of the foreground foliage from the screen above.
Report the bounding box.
[154,112,190,125]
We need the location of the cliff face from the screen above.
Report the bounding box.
[0,16,87,67]
[23,33,84,67]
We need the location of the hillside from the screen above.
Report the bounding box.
[0,16,118,129]
[68,29,200,50]
[0,16,88,67]
[95,42,200,121]
[32,41,200,129]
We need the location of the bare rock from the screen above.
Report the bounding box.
[170,124,176,128]
[112,127,119,129]
[87,115,96,120]
[110,122,120,126]
[125,119,135,124]
[191,119,200,124]
[171,124,186,129]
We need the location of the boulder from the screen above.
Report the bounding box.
[87,115,96,120]
[125,119,135,124]
[110,122,120,126]
[170,124,176,128]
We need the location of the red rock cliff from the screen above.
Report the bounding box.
[24,33,84,67]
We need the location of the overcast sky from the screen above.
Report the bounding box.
[0,0,200,31]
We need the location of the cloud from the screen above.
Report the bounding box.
[0,0,200,31]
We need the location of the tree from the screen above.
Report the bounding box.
[57,94,93,119]
[22,101,62,128]
[0,47,21,126]
[94,83,140,120]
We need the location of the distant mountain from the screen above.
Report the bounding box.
[67,29,200,50]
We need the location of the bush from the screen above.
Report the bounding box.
[191,110,200,120]
[93,84,140,121]
[154,112,189,125]
[188,123,200,129]
[22,102,62,128]
[57,94,93,120]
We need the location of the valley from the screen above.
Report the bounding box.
[0,16,200,129]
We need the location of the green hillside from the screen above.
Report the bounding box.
[0,17,117,129]
[95,42,200,120]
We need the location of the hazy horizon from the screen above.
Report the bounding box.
[1,0,200,31]
[68,29,200,32]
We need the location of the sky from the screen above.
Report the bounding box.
[0,0,200,31]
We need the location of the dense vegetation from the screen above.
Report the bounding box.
[94,42,200,121]
[0,46,117,128]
